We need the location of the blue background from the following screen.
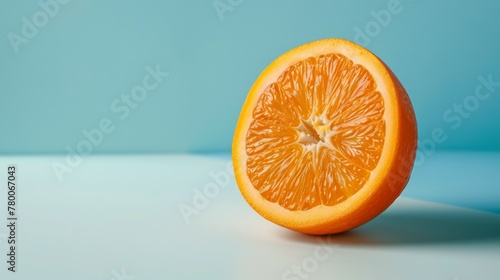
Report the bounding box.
[1,0,499,154]
[0,4,499,278]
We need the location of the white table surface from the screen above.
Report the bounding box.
[0,152,499,280]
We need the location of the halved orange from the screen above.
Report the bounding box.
[232,38,417,235]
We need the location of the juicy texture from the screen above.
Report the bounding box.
[245,53,385,211]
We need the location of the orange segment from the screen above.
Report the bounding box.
[233,38,417,235]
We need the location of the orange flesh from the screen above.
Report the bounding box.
[245,53,385,211]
